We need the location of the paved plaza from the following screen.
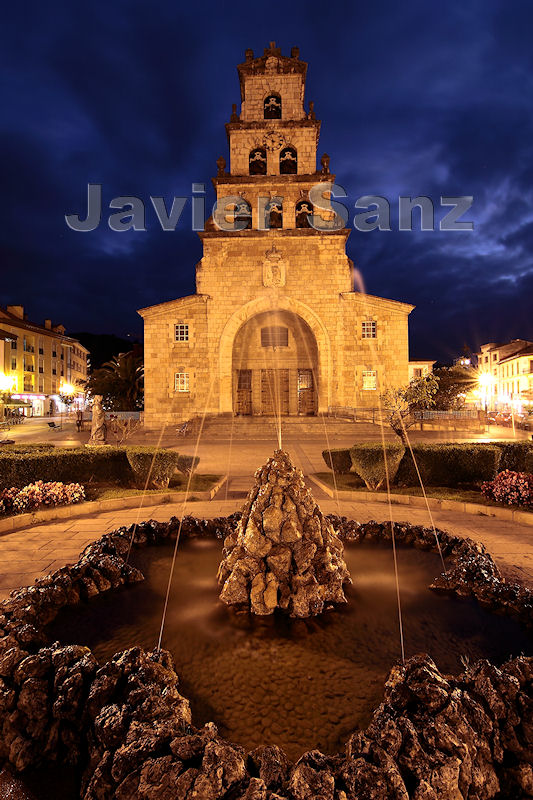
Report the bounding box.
[1,417,532,600]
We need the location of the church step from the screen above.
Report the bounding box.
[196,415,372,438]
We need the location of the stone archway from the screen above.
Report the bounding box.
[218,296,331,414]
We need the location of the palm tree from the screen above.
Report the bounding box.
[85,350,144,410]
[101,351,144,410]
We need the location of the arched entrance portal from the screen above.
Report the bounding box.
[232,310,318,416]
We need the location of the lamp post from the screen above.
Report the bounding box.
[477,373,495,416]
[0,373,15,423]
[59,383,75,430]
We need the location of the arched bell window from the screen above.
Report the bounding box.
[295,199,313,228]
[264,93,281,119]
[280,146,297,174]
[233,198,252,230]
[265,199,283,229]
[249,147,267,175]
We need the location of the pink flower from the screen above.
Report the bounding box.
[482,470,533,507]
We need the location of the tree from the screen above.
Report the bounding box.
[84,350,144,410]
[432,366,477,410]
[381,373,438,445]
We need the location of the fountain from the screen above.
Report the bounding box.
[218,450,351,616]
[0,450,532,800]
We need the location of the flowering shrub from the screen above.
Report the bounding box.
[481,470,533,507]
[0,481,85,515]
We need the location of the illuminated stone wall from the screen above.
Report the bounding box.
[140,45,412,427]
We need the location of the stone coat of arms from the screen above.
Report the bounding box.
[262,245,286,287]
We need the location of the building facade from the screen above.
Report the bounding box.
[140,44,414,427]
[408,360,435,381]
[477,339,533,412]
[0,305,89,417]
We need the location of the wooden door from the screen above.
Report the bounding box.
[261,369,289,415]
[298,369,316,415]
[236,370,252,415]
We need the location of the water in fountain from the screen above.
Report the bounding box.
[47,535,531,762]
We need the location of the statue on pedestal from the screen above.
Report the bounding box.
[88,395,106,446]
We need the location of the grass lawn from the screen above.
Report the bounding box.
[84,473,221,501]
[314,472,533,512]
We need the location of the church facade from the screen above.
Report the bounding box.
[139,44,413,427]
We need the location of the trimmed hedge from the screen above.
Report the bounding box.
[0,447,130,489]
[127,447,181,489]
[322,448,352,474]
[396,443,502,487]
[176,454,200,476]
[0,443,56,452]
[350,443,405,490]
[491,441,533,473]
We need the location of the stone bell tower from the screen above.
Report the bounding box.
[139,44,413,428]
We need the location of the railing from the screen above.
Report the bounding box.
[24,365,35,373]
[328,407,483,425]
[413,409,480,420]
[328,406,385,423]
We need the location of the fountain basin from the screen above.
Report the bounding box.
[47,537,531,762]
[0,515,532,800]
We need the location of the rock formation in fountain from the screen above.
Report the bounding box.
[217,450,351,617]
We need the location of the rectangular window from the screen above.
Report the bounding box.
[413,368,422,378]
[175,372,190,392]
[261,326,288,347]
[52,350,57,358]
[11,340,17,350]
[11,358,16,370]
[362,320,377,339]
[52,368,56,375]
[174,323,189,342]
[492,353,498,361]
[362,370,377,390]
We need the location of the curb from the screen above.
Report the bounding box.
[307,474,533,527]
[0,475,227,536]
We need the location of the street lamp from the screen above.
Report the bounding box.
[0,373,13,392]
[59,382,75,430]
[478,373,495,414]
[0,373,16,421]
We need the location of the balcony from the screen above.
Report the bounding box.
[23,344,35,353]
[24,365,35,373]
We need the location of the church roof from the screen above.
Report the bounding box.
[236,42,307,101]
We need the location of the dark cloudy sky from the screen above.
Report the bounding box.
[1,0,532,361]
